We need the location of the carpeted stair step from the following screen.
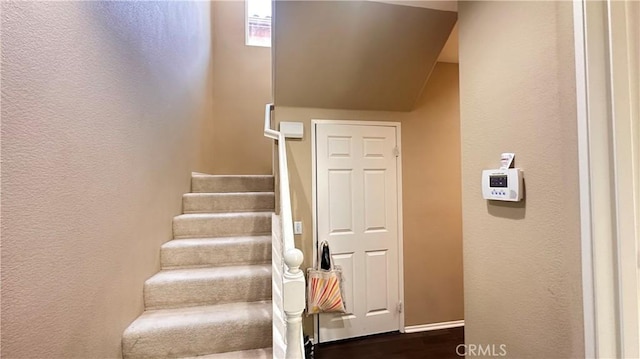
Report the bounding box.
[183,192,275,214]
[161,236,271,269]
[173,212,271,239]
[144,264,271,309]
[191,174,274,193]
[181,347,272,359]
[122,301,272,359]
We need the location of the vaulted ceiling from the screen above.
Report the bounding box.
[273,1,457,111]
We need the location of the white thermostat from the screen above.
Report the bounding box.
[482,153,524,202]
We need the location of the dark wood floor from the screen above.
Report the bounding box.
[314,327,464,359]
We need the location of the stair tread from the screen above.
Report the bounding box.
[183,192,275,196]
[147,264,271,284]
[124,300,271,334]
[181,347,272,359]
[162,235,272,249]
[174,212,273,219]
[192,175,274,178]
[122,301,272,358]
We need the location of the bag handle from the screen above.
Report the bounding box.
[318,240,334,271]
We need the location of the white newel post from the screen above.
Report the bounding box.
[283,248,305,359]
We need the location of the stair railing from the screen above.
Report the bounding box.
[264,103,305,359]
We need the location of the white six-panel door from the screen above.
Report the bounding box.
[315,122,401,343]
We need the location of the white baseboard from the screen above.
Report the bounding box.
[404,320,464,333]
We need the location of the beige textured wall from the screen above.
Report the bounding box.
[274,1,456,111]
[402,63,463,325]
[276,63,463,331]
[632,3,640,343]
[210,1,272,175]
[1,2,214,358]
[458,1,584,357]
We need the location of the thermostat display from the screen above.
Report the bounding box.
[489,175,508,188]
[482,168,523,202]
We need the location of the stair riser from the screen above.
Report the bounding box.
[145,273,271,310]
[183,193,275,214]
[161,238,271,268]
[122,310,272,358]
[192,176,274,193]
[173,214,271,239]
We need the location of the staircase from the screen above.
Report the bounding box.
[122,174,275,359]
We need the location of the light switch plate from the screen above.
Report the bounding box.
[294,221,303,235]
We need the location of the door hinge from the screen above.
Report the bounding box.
[393,146,400,157]
[397,301,403,313]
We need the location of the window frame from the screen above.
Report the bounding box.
[245,0,272,48]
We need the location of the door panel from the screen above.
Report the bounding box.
[365,250,389,314]
[364,170,387,231]
[328,169,354,234]
[316,123,400,343]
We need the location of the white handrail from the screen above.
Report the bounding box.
[264,103,305,359]
[264,103,278,140]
